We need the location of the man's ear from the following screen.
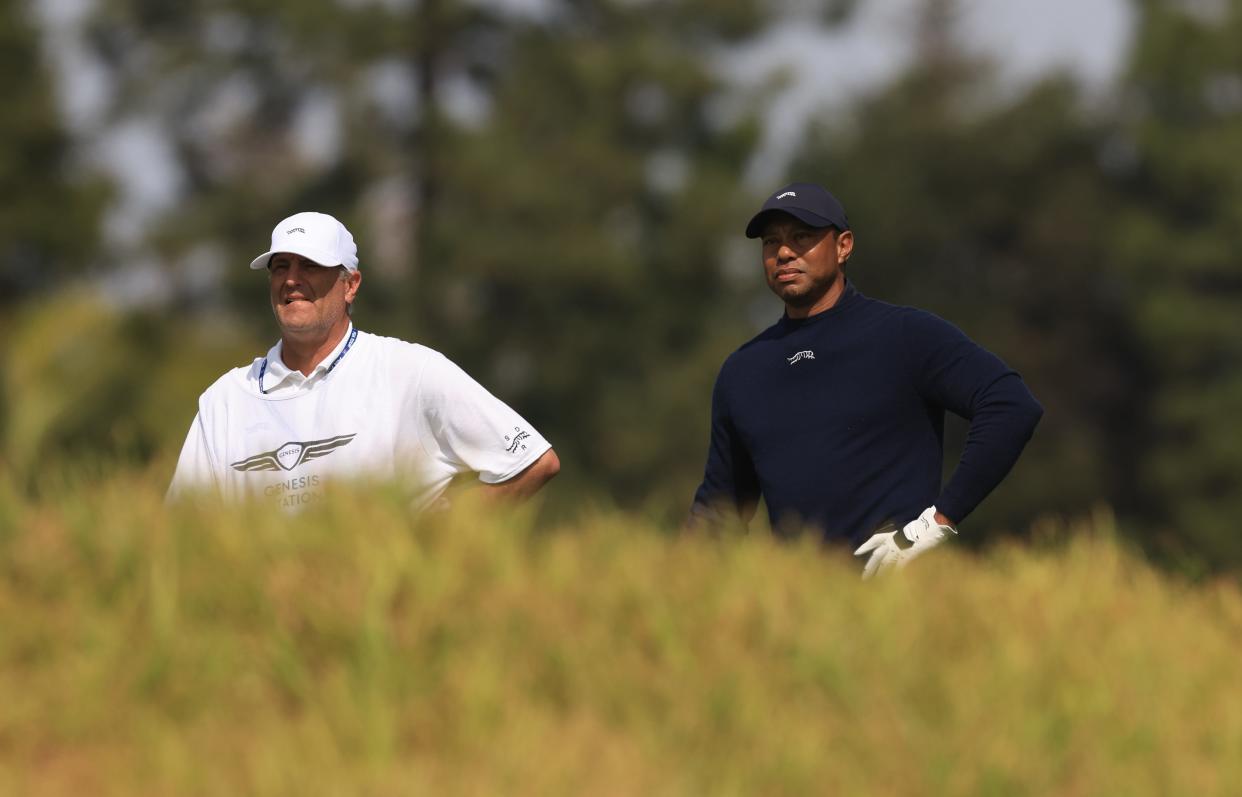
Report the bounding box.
[836,230,854,265]
[345,269,362,303]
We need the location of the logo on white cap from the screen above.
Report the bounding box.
[249,211,359,272]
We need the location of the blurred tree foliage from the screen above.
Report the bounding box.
[0,0,107,305]
[5,0,1242,572]
[1108,0,1242,571]
[3,294,260,489]
[422,2,769,512]
[0,0,108,467]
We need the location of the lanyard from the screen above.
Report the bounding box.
[259,326,358,395]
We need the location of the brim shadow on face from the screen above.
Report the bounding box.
[251,246,349,271]
[746,208,842,239]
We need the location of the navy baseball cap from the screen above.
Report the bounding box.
[744,182,850,238]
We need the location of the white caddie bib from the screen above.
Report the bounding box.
[168,328,551,509]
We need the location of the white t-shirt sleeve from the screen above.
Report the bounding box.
[416,352,552,484]
[166,411,222,501]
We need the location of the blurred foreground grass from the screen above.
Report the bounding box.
[1,471,1240,796]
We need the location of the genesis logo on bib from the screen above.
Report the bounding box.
[230,433,357,472]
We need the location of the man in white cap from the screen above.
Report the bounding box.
[168,211,560,509]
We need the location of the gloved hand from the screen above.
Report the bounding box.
[853,506,956,580]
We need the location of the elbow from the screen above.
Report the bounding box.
[540,448,561,483]
[1020,395,1045,438]
[999,373,1044,436]
[979,378,1044,439]
[1028,395,1045,426]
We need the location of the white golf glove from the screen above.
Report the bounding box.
[853,506,956,580]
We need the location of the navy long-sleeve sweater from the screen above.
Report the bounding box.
[691,282,1043,546]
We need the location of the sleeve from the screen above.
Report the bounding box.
[689,366,761,527]
[901,310,1044,524]
[166,411,222,502]
[416,353,552,484]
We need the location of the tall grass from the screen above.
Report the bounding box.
[1,471,1240,795]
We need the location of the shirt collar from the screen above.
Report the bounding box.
[262,322,355,391]
[779,279,859,329]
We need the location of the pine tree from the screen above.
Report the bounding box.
[1110,0,1242,571]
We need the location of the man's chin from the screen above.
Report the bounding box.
[773,280,837,310]
[773,285,812,306]
[274,309,323,335]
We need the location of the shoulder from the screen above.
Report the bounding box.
[846,291,915,326]
[890,304,971,342]
[198,359,262,406]
[724,318,785,367]
[705,319,784,403]
[844,291,965,340]
[356,331,483,391]
[351,329,446,374]
[355,329,434,358]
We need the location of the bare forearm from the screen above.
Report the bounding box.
[479,449,560,502]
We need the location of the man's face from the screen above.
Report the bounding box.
[268,253,360,338]
[760,216,853,312]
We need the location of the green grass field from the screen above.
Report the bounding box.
[1,472,1240,795]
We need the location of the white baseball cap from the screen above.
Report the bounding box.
[249,211,359,272]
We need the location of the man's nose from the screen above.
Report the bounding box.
[777,243,797,262]
[283,264,305,284]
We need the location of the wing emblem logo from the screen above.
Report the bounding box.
[230,434,357,472]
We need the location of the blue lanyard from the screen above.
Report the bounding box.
[259,326,358,394]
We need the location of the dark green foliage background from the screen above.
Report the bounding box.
[3,0,1240,574]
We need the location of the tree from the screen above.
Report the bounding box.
[1109,0,1242,572]
[407,0,773,514]
[0,0,106,304]
[0,0,108,471]
[82,0,531,322]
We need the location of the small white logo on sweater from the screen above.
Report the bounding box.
[787,350,815,364]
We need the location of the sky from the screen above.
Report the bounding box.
[725,0,1135,181]
[34,0,1136,245]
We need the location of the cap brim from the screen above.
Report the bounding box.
[249,244,349,271]
[744,207,838,238]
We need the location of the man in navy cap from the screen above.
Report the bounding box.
[689,182,1043,578]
